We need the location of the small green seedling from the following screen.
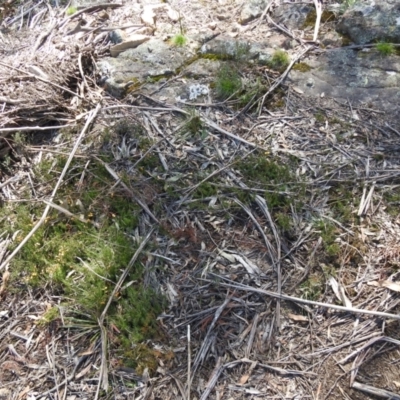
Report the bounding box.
[171,11,187,47]
[376,42,395,56]
[171,33,187,47]
[66,6,78,16]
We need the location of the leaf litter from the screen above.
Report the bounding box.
[0,1,400,400]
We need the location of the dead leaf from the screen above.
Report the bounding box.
[368,280,400,292]
[238,374,249,385]
[288,313,308,322]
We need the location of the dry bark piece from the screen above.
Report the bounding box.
[110,34,150,57]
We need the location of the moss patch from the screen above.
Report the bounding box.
[292,62,312,72]
[3,121,166,371]
[268,50,290,72]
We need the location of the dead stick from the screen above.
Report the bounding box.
[0,125,73,133]
[313,0,323,42]
[352,381,400,400]
[213,276,400,321]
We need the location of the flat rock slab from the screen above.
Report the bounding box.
[288,48,400,112]
[272,3,314,30]
[200,35,275,64]
[98,38,195,97]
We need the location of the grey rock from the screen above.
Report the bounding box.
[109,29,126,45]
[272,3,313,30]
[183,58,221,78]
[336,0,400,44]
[98,39,195,97]
[200,36,277,66]
[239,0,268,25]
[200,36,253,60]
[288,48,400,112]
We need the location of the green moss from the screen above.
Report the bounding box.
[180,110,206,138]
[268,50,290,71]
[37,306,60,327]
[292,62,312,72]
[313,219,340,257]
[383,188,400,216]
[112,287,166,344]
[275,212,292,232]
[300,274,323,300]
[238,154,291,187]
[118,343,163,375]
[314,111,326,123]
[4,152,164,364]
[137,154,161,170]
[237,153,304,211]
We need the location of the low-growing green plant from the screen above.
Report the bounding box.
[300,275,323,301]
[194,182,218,199]
[171,33,187,47]
[37,306,60,327]
[215,64,242,100]
[269,49,290,71]
[376,42,395,56]
[233,42,251,63]
[237,153,305,212]
[313,219,340,257]
[66,6,77,15]
[171,11,187,47]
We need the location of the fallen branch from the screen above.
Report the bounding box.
[211,275,400,321]
[0,124,73,133]
[352,381,400,400]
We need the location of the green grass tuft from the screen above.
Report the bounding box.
[215,64,242,100]
[376,42,395,56]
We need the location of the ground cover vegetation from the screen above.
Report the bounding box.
[1,0,400,398]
